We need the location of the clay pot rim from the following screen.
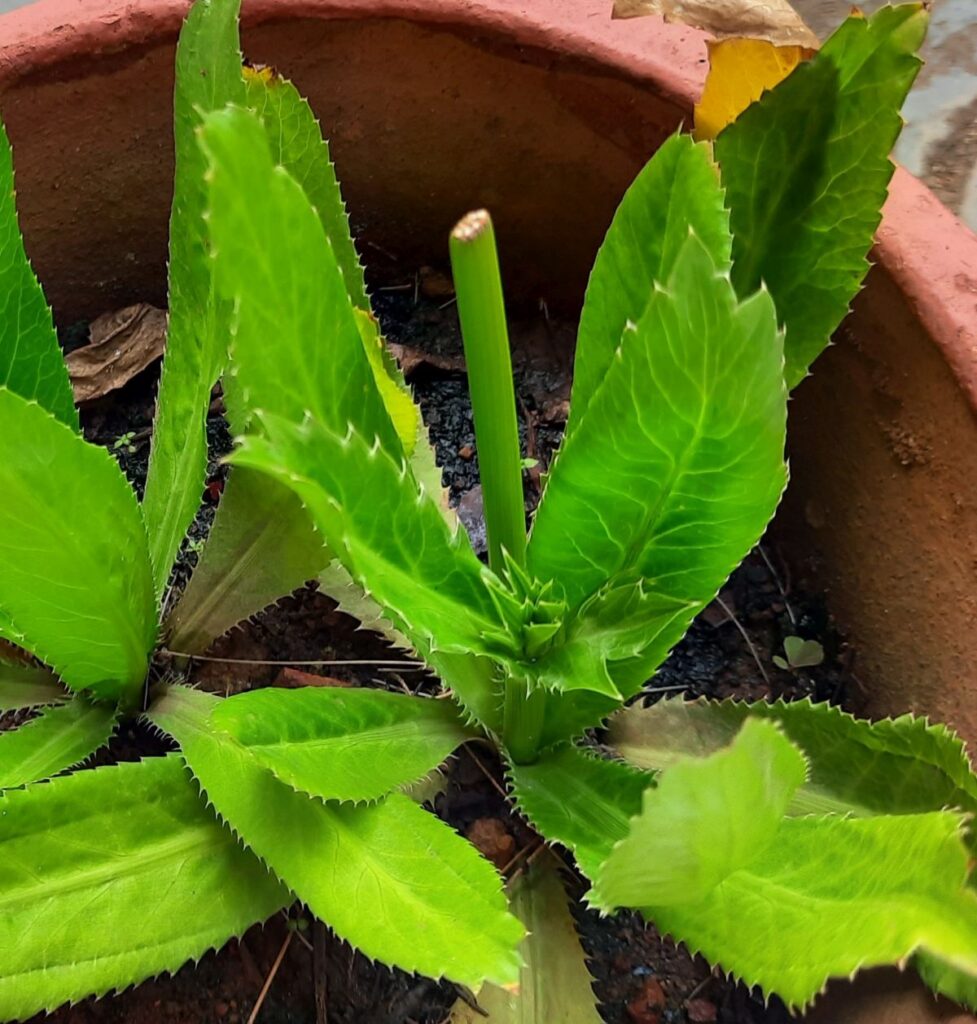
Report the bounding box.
[1,0,976,412]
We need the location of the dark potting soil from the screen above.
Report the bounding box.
[30,287,856,1024]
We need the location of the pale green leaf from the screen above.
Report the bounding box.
[148,685,524,988]
[507,744,650,880]
[716,4,926,386]
[594,718,977,1008]
[528,234,786,731]
[609,697,977,817]
[211,685,471,802]
[568,132,730,436]
[142,0,246,596]
[0,754,289,1020]
[0,388,156,701]
[781,635,824,668]
[0,660,65,711]
[609,697,977,1007]
[165,469,328,653]
[450,855,602,1024]
[0,696,116,789]
[595,719,805,908]
[317,556,409,649]
[0,120,76,430]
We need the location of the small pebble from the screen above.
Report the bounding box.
[627,977,665,1024]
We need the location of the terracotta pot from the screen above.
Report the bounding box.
[0,0,975,1019]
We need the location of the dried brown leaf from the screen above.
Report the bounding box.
[66,303,167,402]
[386,342,466,378]
[613,0,819,48]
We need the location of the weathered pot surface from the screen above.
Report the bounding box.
[1,0,976,1020]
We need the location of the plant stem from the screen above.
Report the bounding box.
[450,209,540,762]
[502,677,547,765]
[449,210,526,574]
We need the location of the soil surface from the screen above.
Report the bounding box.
[27,285,855,1024]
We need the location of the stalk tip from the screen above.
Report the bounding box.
[452,209,492,243]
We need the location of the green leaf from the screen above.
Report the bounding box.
[567,132,730,437]
[211,685,471,802]
[168,59,430,654]
[228,414,515,726]
[149,685,524,988]
[0,660,65,711]
[0,754,289,1020]
[0,696,117,789]
[654,812,977,1010]
[608,697,977,817]
[780,635,824,668]
[594,718,977,1008]
[0,388,156,701]
[507,744,650,880]
[530,582,695,736]
[916,950,977,1013]
[204,107,505,721]
[0,120,76,430]
[450,855,603,1024]
[241,65,369,313]
[317,555,410,650]
[595,719,806,908]
[142,0,246,596]
[202,105,398,454]
[716,4,926,387]
[165,469,328,653]
[528,234,786,730]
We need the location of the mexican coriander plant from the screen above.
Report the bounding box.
[0,0,973,1020]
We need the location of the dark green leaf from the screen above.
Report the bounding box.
[609,697,977,817]
[716,4,927,386]
[0,660,65,711]
[0,697,117,789]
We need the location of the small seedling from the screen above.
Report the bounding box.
[111,430,137,454]
[774,635,826,671]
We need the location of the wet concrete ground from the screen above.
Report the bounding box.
[794,0,977,229]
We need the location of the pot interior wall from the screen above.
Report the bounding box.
[0,16,681,323]
[2,12,976,744]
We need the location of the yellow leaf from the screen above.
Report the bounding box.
[353,308,418,457]
[694,37,816,141]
